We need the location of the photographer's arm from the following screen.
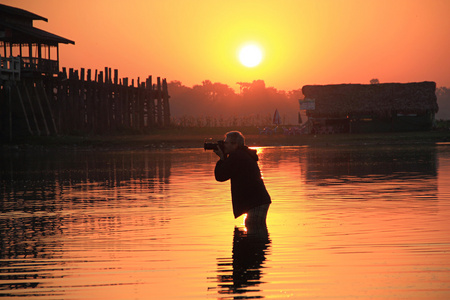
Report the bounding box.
[213,148,225,160]
[214,155,234,182]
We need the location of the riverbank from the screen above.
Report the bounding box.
[2,126,450,150]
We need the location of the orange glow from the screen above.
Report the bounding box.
[249,146,263,153]
[2,1,450,90]
[242,214,248,229]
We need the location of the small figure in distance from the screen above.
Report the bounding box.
[213,131,271,229]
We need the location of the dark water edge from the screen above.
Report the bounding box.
[2,129,450,151]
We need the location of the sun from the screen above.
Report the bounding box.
[238,44,263,68]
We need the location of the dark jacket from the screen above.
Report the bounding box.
[215,146,271,218]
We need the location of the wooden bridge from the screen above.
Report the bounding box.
[0,67,170,139]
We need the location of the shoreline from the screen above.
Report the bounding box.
[2,127,450,151]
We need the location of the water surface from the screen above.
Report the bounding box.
[1,145,450,299]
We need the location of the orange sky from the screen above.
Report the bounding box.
[4,0,450,91]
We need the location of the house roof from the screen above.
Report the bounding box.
[0,4,47,22]
[0,4,74,45]
[0,20,75,45]
[302,82,438,118]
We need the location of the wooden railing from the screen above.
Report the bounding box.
[0,56,21,80]
[21,57,59,74]
[0,56,60,78]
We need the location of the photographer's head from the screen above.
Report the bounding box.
[224,131,245,154]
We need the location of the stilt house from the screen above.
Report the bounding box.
[0,3,74,78]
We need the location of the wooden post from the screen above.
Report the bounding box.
[146,76,154,128]
[84,77,90,132]
[139,82,145,130]
[131,86,137,129]
[157,77,162,126]
[28,43,32,66]
[23,81,41,136]
[33,84,50,136]
[62,74,70,133]
[98,71,104,133]
[37,43,42,65]
[105,72,112,131]
[39,81,58,135]
[104,67,108,84]
[123,78,129,128]
[56,74,64,133]
[117,83,123,128]
[74,72,80,131]
[162,78,170,127]
[15,83,33,135]
[81,72,87,132]
[8,84,12,141]
[68,73,76,132]
[113,77,120,130]
[135,85,142,130]
[90,77,97,132]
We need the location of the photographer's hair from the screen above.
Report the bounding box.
[225,131,245,147]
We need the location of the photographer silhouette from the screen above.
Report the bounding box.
[213,131,271,227]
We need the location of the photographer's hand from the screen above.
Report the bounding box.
[213,148,225,160]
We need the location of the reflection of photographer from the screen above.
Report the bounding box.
[211,131,271,227]
[212,226,271,296]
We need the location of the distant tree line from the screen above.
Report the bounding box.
[168,80,304,127]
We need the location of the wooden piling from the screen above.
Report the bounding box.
[163,78,170,126]
[157,77,163,127]
[23,82,41,136]
[15,84,33,135]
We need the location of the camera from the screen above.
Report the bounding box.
[204,139,225,152]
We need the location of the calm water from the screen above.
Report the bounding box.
[1,145,450,299]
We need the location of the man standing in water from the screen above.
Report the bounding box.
[213,131,271,228]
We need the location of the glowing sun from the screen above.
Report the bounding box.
[238,44,263,67]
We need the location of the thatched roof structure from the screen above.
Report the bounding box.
[302,81,438,118]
